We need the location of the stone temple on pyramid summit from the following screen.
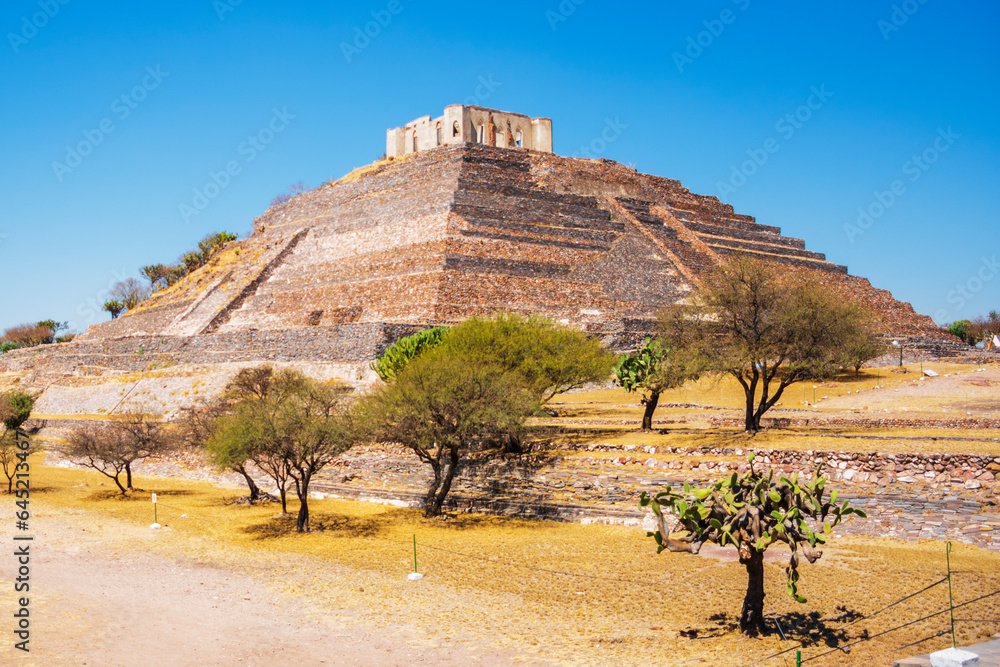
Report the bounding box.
[0,105,969,398]
[387,105,553,157]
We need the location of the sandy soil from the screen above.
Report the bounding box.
[0,509,532,666]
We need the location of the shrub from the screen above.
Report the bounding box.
[270,182,309,207]
[1,324,53,349]
[370,327,449,381]
[947,320,973,344]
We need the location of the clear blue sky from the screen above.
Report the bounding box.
[1,0,998,334]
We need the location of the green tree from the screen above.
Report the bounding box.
[947,320,974,345]
[442,313,614,403]
[36,320,68,343]
[176,399,262,503]
[141,231,237,294]
[371,326,449,381]
[661,258,878,432]
[845,324,888,376]
[207,367,357,531]
[197,231,238,263]
[180,252,203,274]
[362,351,537,518]
[208,386,295,514]
[103,300,125,319]
[141,264,175,291]
[640,454,866,636]
[363,315,612,516]
[0,391,35,431]
[0,391,38,494]
[614,336,702,431]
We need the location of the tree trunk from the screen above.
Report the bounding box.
[741,373,760,433]
[113,472,128,495]
[296,471,312,533]
[124,462,134,491]
[739,548,767,636]
[426,448,459,518]
[641,391,661,431]
[279,485,288,514]
[744,395,759,433]
[751,380,792,434]
[235,465,260,502]
[423,461,444,518]
[296,493,309,533]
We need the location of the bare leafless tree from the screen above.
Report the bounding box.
[109,278,151,312]
[67,407,173,494]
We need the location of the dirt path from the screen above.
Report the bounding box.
[1,509,531,666]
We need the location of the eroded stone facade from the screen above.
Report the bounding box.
[3,141,968,393]
[386,105,552,158]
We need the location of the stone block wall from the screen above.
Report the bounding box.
[21,141,966,385]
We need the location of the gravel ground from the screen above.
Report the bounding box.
[0,504,532,666]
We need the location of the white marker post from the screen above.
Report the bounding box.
[150,493,161,529]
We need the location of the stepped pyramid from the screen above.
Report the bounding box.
[2,107,965,392]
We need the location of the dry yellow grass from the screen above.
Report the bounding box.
[560,362,1000,411]
[327,152,417,187]
[541,362,1000,456]
[127,242,256,313]
[23,458,1000,666]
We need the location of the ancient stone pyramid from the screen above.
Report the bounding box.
[5,141,962,385]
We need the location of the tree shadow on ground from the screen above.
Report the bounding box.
[5,485,57,494]
[680,606,864,647]
[771,606,865,648]
[241,511,392,540]
[85,488,195,502]
[420,510,549,532]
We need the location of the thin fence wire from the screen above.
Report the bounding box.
[754,577,949,664]
[801,589,1000,663]
[421,538,998,666]
[144,498,999,664]
[894,630,949,652]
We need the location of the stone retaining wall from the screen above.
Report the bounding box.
[576,444,999,492]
